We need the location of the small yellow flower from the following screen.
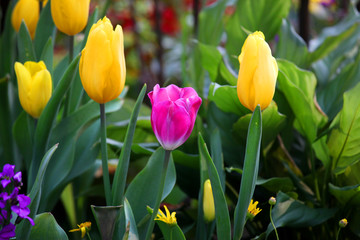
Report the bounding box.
[247,199,261,220]
[69,222,91,238]
[154,205,177,225]
[339,218,348,228]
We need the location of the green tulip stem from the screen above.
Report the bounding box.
[69,35,74,63]
[336,227,341,240]
[144,149,171,240]
[86,232,92,240]
[101,0,112,18]
[270,205,279,240]
[100,104,112,206]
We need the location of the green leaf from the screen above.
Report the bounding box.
[17,21,36,62]
[266,192,336,236]
[328,82,360,173]
[225,0,291,64]
[12,112,35,170]
[312,136,331,168]
[16,144,58,240]
[276,19,308,68]
[329,183,360,206]
[256,177,294,193]
[198,134,231,240]
[29,55,80,187]
[124,148,176,240]
[277,59,327,143]
[197,43,237,85]
[317,51,360,120]
[39,37,54,74]
[208,83,250,116]
[210,128,225,189]
[155,221,186,240]
[198,0,227,46]
[233,106,262,240]
[29,213,68,240]
[91,205,122,240]
[112,84,147,205]
[34,1,55,58]
[233,101,286,147]
[124,198,139,240]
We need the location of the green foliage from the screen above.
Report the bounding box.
[29,213,68,240]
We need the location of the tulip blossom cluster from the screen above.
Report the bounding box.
[0,164,34,239]
[148,84,202,150]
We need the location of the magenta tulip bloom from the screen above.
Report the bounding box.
[148,84,202,150]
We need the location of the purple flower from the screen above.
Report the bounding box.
[0,223,16,240]
[13,172,22,188]
[11,195,34,226]
[0,165,15,189]
[148,84,202,150]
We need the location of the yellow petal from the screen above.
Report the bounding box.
[51,0,90,35]
[203,179,215,222]
[15,62,32,115]
[11,0,39,39]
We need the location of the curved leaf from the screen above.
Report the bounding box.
[29,213,68,240]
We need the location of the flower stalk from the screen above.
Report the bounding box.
[145,149,171,240]
[100,104,112,205]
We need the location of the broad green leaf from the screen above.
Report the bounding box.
[312,135,331,168]
[17,21,36,62]
[29,213,68,240]
[198,134,231,240]
[198,0,227,46]
[198,43,237,85]
[156,221,186,240]
[328,82,360,173]
[112,84,147,205]
[210,128,225,189]
[124,198,139,240]
[277,59,327,143]
[266,192,336,236]
[225,0,291,64]
[257,177,294,193]
[233,101,286,147]
[39,37,54,74]
[91,205,122,240]
[34,2,55,58]
[16,144,58,240]
[329,183,360,206]
[29,55,80,186]
[233,106,262,240]
[317,51,360,120]
[208,83,250,116]
[276,19,308,68]
[12,112,35,170]
[125,148,176,240]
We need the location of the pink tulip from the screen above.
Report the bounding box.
[148,84,202,150]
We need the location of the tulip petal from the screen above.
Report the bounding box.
[15,62,32,115]
[29,69,52,118]
[80,26,113,103]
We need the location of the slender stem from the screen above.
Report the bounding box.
[100,104,112,205]
[145,150,171,240]
[69,35,74,63]
[310,150,321,202]
[101,0,112,18]
[270,205,279,240]
[336,227,341,240]
[87,232,92,240]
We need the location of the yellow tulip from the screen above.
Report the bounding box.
[237,31,278,111]
[11,0,39,39]
[79,17,126,104]
[51,0,90,36]
[14,61,52,118]
[203,179,215,222]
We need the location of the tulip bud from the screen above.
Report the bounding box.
[203,179,215,222]
[79,17,126,104]
[14,61,52,118]
[237,31,278,111]
[11,0,39,39]
[148,84,202,150]
[51,0,90,36]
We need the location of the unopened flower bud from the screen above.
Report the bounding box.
[269,197,276,206]
[339,218,348,228]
